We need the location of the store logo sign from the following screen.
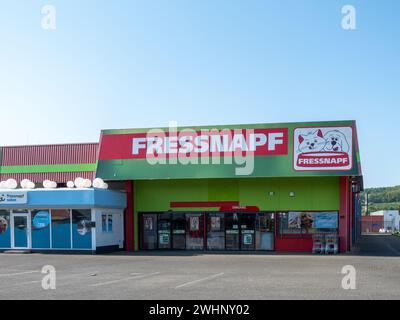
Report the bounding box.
[293,127,353,171]
[131,128,288,159]
[0,192,28,204]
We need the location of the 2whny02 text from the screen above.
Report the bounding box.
[148,304,251,318]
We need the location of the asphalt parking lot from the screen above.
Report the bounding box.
[0,235,399,300]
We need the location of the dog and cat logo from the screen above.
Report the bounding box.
[293,126,353,171]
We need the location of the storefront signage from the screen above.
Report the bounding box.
[99,128,288,160]
[293,127,353,171]
[0,191,27,205]
[96,121,361,180]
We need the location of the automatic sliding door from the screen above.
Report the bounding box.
[225,213,240,250]
[158,213,171,249]
[172,213,186,249]
[186,213,204,250]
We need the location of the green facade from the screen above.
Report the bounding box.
[133,176,340,250]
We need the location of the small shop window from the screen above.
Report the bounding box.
[71,209,92,249]
[278,211,338,235]
[0,210,11,248]
[31,210,51,249]
[101,213,114,233]
[51,209,71,249]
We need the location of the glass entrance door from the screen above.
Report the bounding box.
[157,213,171,249]
[12,213,30,249]
[256,212,274,250]
[225,213,240,250]
[172,213,186,249]
[240,213,256,250]
[141,214,158,249]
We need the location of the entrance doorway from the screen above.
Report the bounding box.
[11,212,31,249]
[139,211,275,251]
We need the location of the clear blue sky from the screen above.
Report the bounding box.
[0,0,399,188]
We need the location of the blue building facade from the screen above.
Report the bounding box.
[0,188,126,253]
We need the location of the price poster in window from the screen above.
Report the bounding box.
[211,216,220,231]
[243,233,253,245]
[288,212,301,229]
[190,216,199,231]
[144,217,153,231]
[159,233,170,245]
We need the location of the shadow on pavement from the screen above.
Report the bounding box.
[349,234,400,257]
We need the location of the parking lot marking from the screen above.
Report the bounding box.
[175,272,224,289]
[0,271,38,277]
[90,272,160,287]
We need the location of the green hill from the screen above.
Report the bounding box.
[361,185,400,214]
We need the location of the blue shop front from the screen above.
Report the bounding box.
[0,188,126,253]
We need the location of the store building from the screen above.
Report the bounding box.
[0,120,363,253]
[96,120,363,253]
[0,188,126,253]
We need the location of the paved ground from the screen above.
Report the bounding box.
[0,235,399,300]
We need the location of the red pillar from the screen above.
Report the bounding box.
[339,176,350,252]
[124,180,135,252]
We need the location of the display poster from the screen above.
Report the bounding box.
[288,212,301,229]
[32,211,50,229]
[144,217,153,231]
[0,214,9,234]
[159,233,170,245]
[243,233,253,245]
[211,217,220,231]
[190,216,199,231]
[314,212,338,229]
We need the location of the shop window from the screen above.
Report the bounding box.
[101,213,113,233]
[141,213,157,249]
[51,209,71,249]
[278,211,338,235]
[31,210,51,249]
[186,213,204,250]
[72,209,92,249]
[0,210,11,248]
[207,213,225,250]
[172,213,186,250]
[158,213,171,249]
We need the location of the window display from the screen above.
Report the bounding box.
[186,213,204,250]
[31,210,50,249]
[0,210,10,248]
[51,209,71,249]
[207,213,225,250]
[72,209,92,249]
[279,211,338,235]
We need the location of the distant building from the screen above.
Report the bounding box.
[369,210,400,232]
